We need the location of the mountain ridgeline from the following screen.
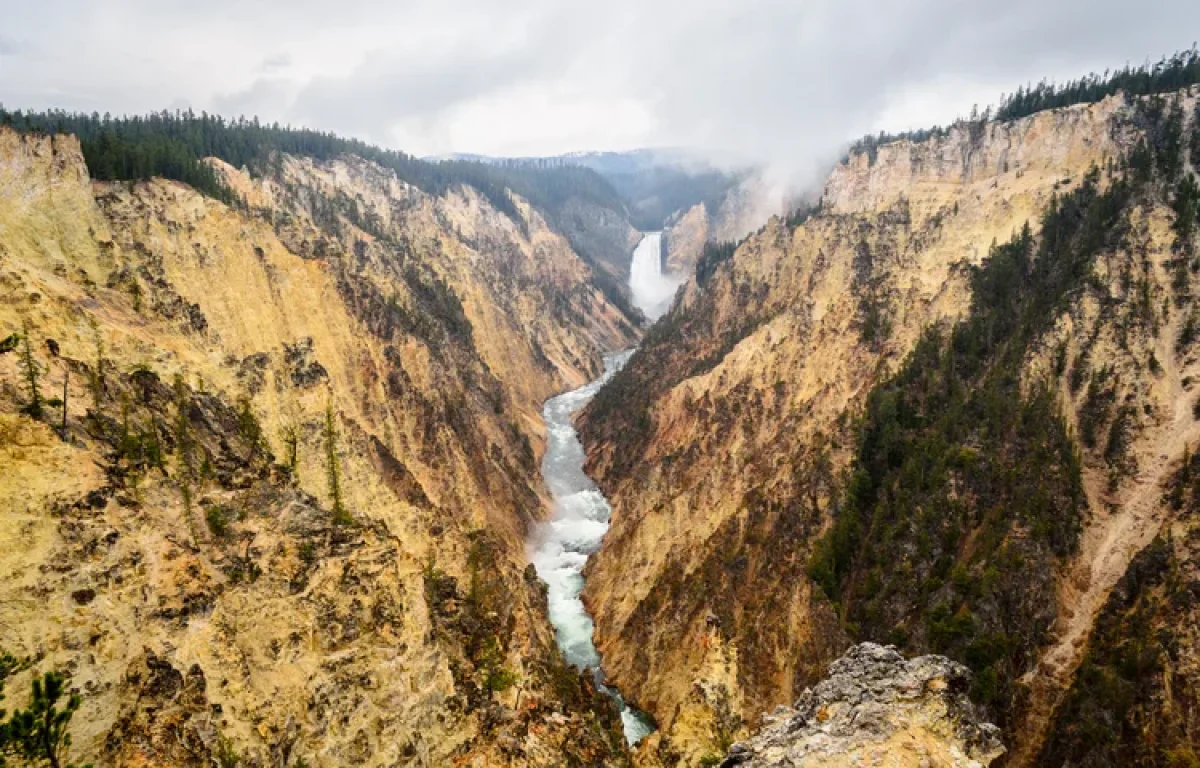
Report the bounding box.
[579,74,1200,766]
[0,107,650,319]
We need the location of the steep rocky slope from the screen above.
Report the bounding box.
[579,88,1200,765]
[719,644,1003,768]
[662,176,780,278]
[0,126,639,766]
[1035,509,1200,767]
[553,196,644,305]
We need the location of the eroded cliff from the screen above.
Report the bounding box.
[662,176,780,279]
[579,89,1200,765]
[0,126,639,766]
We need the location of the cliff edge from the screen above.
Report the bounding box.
[721,644,1004,768]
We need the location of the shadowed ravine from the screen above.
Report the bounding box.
[529,348,656,744]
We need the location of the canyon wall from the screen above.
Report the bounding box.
[579,89,1200,766]
[662,175,781,279]
[0,127,639,766]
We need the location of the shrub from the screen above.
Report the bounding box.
[205,505,232,539]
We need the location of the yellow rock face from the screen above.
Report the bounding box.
[663,177,781,279]
[663,203,709,277]
[0,127,638,766]
[579,92,1192,766]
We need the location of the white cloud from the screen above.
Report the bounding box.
[1,0,1197,182]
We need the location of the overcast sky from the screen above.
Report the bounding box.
[1,1,1198,180]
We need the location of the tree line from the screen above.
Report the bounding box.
[846,48,1200,163]
[996,47,1200,121]
[0,108,626,225]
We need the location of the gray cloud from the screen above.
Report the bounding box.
[260,53,292,74]
[1,0,1197,182]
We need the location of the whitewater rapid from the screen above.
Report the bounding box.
[529,349,655,745]
[629,232,684,321]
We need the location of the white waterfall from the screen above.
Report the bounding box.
[629,232,684,321]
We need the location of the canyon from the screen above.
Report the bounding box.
[580,87,1200,767]
[2,72,1200,768]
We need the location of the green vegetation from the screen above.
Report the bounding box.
[996,48,1200,122]
[235,398,265,459]
[298,541,317,566]
[811,86,1200,729]
[1036,535,1196,767]
[281,424,300,481]
[694,240,738,288]
[808,158,1148,723]
[848,126,951,165]
[0,108,626,229]
[205,504,233,539]
[214,735,241,768]
[0,656,92,768]
[323,399,351,526]
[464,537,519,699]
[852,238,891,346]
[86,319,105,412]
[846,48,1200,164]
[1168,443,1200,514]
[16,321,44,420]
[172,374,201,539]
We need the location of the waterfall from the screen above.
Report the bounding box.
[629,232,684,321]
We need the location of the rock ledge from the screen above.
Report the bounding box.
[721,643,1005,767]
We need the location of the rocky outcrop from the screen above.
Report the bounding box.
[662,203,709,276]
[720,644,1004,768]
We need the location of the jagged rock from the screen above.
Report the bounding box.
[282,337,328,388]
[719,643,1004,768]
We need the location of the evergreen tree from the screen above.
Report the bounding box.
[0,106,625,229]
[17,320,44,419]
[323,399,350,526]
[173,375,199,540]
[0,664,92,768]
[87,318,105,412]
[995,48,1200,121]
[281,424,299,481]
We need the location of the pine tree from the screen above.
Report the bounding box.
[87,318,105,412]
[17,320,44,419]
[0,666,92,768]
[173,375,198,541]
[323,399,350,525]
[281,424,299,481]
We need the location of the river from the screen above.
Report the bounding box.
[529,232,672,745]
[529,349,655,745]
